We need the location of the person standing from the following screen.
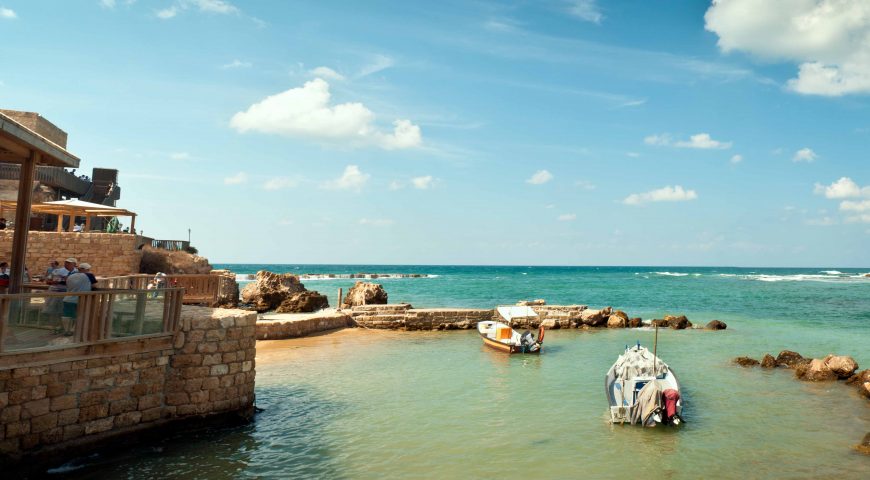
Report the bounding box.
[45,258,76,326]
[62,265,91,336]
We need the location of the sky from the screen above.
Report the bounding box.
[1,0,869,267]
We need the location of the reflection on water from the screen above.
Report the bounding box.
[38,327,870,479]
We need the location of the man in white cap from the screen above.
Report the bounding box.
[45,257,77,325]
[61,261,90,336]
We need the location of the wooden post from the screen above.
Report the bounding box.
[56,214,63,232]
[653,323,659,374]
[337,288,343,311]
[85,215,91,232]
[130,215,136,234]
[10,151,37,294]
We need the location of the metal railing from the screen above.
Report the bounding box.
[99,274,237,306]
[0,287,184,353]
[0,163,91,195]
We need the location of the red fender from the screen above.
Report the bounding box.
[538,325,545,343]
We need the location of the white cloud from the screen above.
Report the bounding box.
[221,59,251,69]
[558,213,577,221]
[567,0,603,24]
[845,214,870,223]
[358,54,394,77]
[575,180,596,190]
[730,154,743,164]
[388,180,404,191]
[263,177,298,190]
[526,170,553,185]
[100,0,116,8]
[623,185,698,206]
[705,0,870,96]
[626,152,640,158]
[814,177,870,198]
[0,7,17,19]
[169,152,191,160]
[323,165,369,191]
[156,7,177,18]
[674,133,732,149]
[310,66,345,81]
[840,199,870,212]
[793,147,818,162]
[644,133,731,149]
[359,218,394,227]
[224,171,247,185]
[411,175,434,190]
[230,79,422,150]
[805,216,837,226]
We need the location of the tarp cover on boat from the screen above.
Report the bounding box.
[497,306,538,322]
[613,345,668,380]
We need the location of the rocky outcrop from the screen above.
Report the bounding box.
[240,271,307,312]
[823,354,858,379]
[628,317,643,328]
[517,299,546,306]
[705,320,727,330]
[607,315,626,328]
[795,359,838,381]
[776,350,808,368]
[664,315,692,329]
[651,319,668,328]
[846,369,870,399]
[734,356,760,367]
[276,291,329,313]
[342,282,388,308]
[580,307,611,326]
[139,245,212,274]
[761,354,777,368]
[854,432,870,456]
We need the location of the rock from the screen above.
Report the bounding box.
[342,282,388,308]
[760,354,777,368]
[140,245,212,274]
[734,356,760,367]
[580,308,608,326]
[775,350,808,368]
[612,310,629,321]
[854,432,870,455]
[822,354,859,379]
[650,319,669,328]
[795,359,837,381]
[705,320,727,330]
[664,315,692,330]
[516,299,546,306]
[628,317,643,328]
[606,315,626,328]
[845,369,870,386]
[541,318,559,329]
[275,291,329,313]
[240,271,306,312]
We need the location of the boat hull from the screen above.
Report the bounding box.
[479,333,541,354]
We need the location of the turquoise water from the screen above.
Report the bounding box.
[54,265,870,478]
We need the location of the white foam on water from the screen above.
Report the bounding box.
[652,271,690,277]
[820,270,844,275]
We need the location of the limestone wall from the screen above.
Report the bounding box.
[0,307,256,459]
[0,231,142,277]
[256,311,351,340]
[350,304,496,330]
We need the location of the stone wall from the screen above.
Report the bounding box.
[350,304,496,330]
[0,231,141,277]
[256,311,351,340]
[0,306,256,460]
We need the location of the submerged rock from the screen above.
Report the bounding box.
[705,320,727,330]
[846,370,870,399]
[240,271,306,312]
[823,354,859,379]
[628,317,643,328]
[275,291,329,313]
[795,359,838,381]
[342,281,388,308]
[775,350,808,368]
[734,356,760,367]
[760,354,777,368]
[854,433,870,455]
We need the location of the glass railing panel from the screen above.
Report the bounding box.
[109,290,167,337]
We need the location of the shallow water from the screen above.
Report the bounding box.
[47,265,870,478]
[55,327,868,479]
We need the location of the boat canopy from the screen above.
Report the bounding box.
[496,306,538,322]
[613,345,668,380]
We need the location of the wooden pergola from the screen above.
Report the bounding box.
[0,199,136,233]
[0,111,80,293]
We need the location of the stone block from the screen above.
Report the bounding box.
[196,342,219,354]
[108,386,132,402]
[114,411,142,428]
[1,405,21,422]
[31,412,58,433]
[138,394,162,410]
[78,404,109,422]
[51,395,78,412]
[172,354,203,368]
[141,407,163,423]
[166,392,189,406]
[40,426,64,445]
[22,398,50,419]
[202,353,222,366]
[210,364,229,376]
[84,417,115,435]
[46,383,66,397]
[6,421,30,438]
[109,399,137,416]
[79,390,109,407]
[57,408,79,426]
[183,379,204,393]
[190,390,209,404]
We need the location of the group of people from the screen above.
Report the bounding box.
[44,258,97,336]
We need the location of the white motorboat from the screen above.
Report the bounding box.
[605,342,682,426]
[477,306,544,354]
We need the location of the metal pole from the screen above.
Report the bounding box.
[653,323,659,374]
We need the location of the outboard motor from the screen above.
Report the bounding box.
[520,330,535,346]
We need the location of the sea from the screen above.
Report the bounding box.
[51,265,870,478]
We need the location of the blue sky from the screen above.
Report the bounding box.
[1,0,869,266]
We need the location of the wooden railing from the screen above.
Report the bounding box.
[0,287,184,353]
[0,163,91,195]
[98,274,237,306]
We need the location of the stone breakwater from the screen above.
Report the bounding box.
[0,307,256,462]
[254,303,726,340]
